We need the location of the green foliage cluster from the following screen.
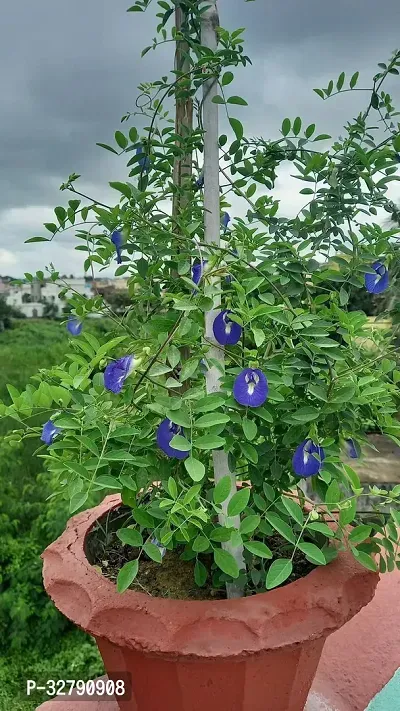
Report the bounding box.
[0,322,104,706]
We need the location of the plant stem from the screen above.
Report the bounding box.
[201,0,245,599]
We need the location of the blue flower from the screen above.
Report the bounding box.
[192,260,207,289]
[292,439,325,478]
[345,438,359,459]
[233,368,268,407]
[136,146,151,173]
[221,212,231,233]
[66,318,83,336]
[195,173,204,189]
[111,230,123,265]
[156,418,189,459]
[365,261,389,294]
[41,420,62,446]
[104,355,135,394]
[213,310,242,346]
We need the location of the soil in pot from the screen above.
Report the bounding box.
[86,505,315,600]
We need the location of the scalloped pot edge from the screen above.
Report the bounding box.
[42,494,378,659]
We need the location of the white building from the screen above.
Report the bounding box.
[6,278,93,318]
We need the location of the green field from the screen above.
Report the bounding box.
[0,320,104,711]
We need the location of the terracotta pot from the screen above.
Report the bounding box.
[42,494,378,711]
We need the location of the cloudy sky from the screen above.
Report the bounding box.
[1,0,400,277]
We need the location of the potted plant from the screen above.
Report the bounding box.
[3,1,400,709]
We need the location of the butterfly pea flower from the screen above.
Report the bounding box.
[156,418,189,460]
[365,261,389,294]
[41,420,62,446]
[111,230,123,265]
[345,438,359,459]
[192,260,208,290]
[233,368,268,408]
[213,310,242,346]
[66,317,83,336]
[195,173,204,189]
[221,212,231,233]
[136,145,151,173]
[104,355,135,394]
[292,439,325,478]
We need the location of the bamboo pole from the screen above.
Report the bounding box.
[201,0,245,598]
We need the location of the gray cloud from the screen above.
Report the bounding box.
[0,0,399,276]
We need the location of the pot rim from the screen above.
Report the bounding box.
[42,494,378,659]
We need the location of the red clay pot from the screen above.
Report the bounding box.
[42,494,378,711]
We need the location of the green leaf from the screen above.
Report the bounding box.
[371,92,379,110]
[214,548,239,578]
[212,95,225,104]
[167,476,178,499]
[266,559,293,589]
[116,560,139,593]
[242,417,257,441]
[69,492,88,514]
[227,95,248,106]
[252,327,265,347]
[292,406,319,422]
[115,131,128,149]
[227,487,250,517]
[166,409,191,428]
[325,479,341,506]
[96,476,122,490]
[305,123,316,138]
[184,457,206,482]
[256,407,273,423]
[339,498,357,526]
[240,441,258,464]
[109,182,132,199]
[336,72,345,91]
[143,542,163,563]
[293,116,302,135]
[281,118,291,136]
[281,496,304,526]
[25,236,50,243]
[105,451,139,462]
[169,434,191,452]
[209,526,232,542]
[244,541,272,559]
[307,522,335,538]
[313,88,325,99]
[229,117,244,142]
[349,525,372,545]
[298,542,326,565]
[193,535,209,553]
[193,396,226,413]
[195,413,230,428]
[96,142,119,155]
[339,286,349,306]
[213,476,232,504]
[240,515,261,535]
[353,550,377,572]
[265,513,296,544]
[119,474,137,492]
[194,434,225,450]
[350,71,359,89]
[222,71,234,86]
[117,528,143,547]
[194,559,208,586]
